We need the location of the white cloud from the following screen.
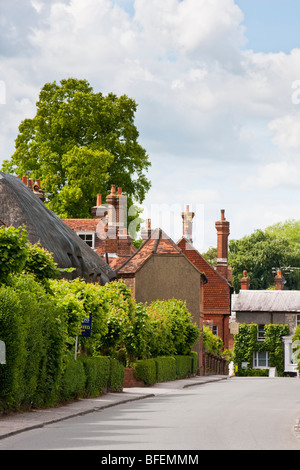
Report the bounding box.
[1,1,300,250]
[268,114,300,149]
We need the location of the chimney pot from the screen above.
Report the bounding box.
[215,209,230,279]
[96,194,102,206]
[141,218,152,239]
[181,205,194,243]
[118,187,122,195]
[240,270,250,290]
[275,270,285,290]
[22,176,27,185]
[111,184,116,195]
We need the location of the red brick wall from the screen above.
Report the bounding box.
[178,239,232,349]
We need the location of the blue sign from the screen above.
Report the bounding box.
[81,315,92,337]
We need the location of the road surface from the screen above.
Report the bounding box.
[1,377,300,450]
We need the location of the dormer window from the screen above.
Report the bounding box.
[77,231,95,249]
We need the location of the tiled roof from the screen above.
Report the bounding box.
[232,290,300,312]
[62,219,99,231]
[117,228,183,274]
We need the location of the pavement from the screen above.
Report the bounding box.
[0,375,229,440]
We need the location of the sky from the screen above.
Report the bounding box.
[1,0,300,252]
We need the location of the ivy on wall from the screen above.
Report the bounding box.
[233,323,289,376]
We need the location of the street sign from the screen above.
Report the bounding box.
[80,315,92,337]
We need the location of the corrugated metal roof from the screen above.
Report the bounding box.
[232,290,300,313]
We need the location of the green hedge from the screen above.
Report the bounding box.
[175,355,193,379]
[134,358,157,385]
[134,354,197,385]
[109,358,125,392]
[81,356,110,397]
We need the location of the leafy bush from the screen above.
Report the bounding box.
[155,356,176,382]
[202,326,223,355]
[0,226,28,284]
[80,356,110,397]
[109,358,125,392]
[60,357,86,402]
[146,299,199,357]
[175,355,193,379]
[134,358,157,386]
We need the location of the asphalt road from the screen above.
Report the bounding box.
[1,377,300,450]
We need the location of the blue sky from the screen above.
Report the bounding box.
[0,0,300,251]
[236,0,300,53]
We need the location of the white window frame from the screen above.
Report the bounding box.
[253,351,270,368]
[257,324,265,341]
[77,231,95,249]
[212,325,218,336]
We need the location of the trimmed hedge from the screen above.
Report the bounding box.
[156,356,176,382]
[60,357,86,402]
[81,356,110,398]
[109,358,125,392]
[134,358,157,386]
[134,354,197,385]
[175,355,193,379]
[59,356,124,403]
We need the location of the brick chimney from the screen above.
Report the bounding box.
[274,270,285,290]
[117,187,127,234]
[181,205,195,243]
[215,209,230,279]
[91,194,107,218]
[141,219,152,240]
[240,270,250,290]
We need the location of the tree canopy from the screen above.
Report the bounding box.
[228,220,300,292]
[2,78,151,218]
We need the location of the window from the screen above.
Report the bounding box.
[253,351,270,368]
[212,325,218,336]
[297,315,300,327]
[77,232,95,249]
[257,324,265,340]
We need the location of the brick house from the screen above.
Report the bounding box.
[0,172,116,284]
[177,207,233,350]
[63,185,137,270]
[231,270,300,375]
[116,224,208,373]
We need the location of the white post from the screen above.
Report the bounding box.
[74,336,78,360]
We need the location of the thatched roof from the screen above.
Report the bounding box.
[0,172,116,284]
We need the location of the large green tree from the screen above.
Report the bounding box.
[228,223,300,292]
[2,78,151,218]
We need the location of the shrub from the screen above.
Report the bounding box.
[134,358,157,386]
[109,358,124,392]
[190,351,198,374]
[0,285,25,411]
[60,357,86,402]
[155,356,176,382]
[0,226,28,283]
[147,299,200,357]
[202,326,223,355]
[81,356,110,397]
[175,355,193,379]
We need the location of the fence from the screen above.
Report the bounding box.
[203,351,228,376]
